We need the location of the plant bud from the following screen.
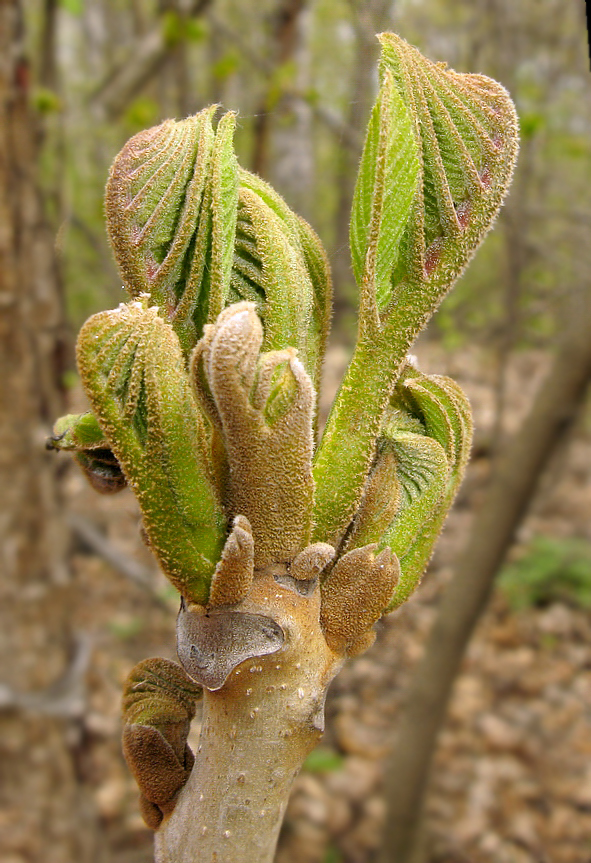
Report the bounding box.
[196,302,315,568]
[77,298,226,603]
[320,545,400,654]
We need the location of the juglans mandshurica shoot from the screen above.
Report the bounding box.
[50,33,518,863]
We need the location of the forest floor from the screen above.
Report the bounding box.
[60,340,591,863]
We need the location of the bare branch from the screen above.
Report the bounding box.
[379,293,591,863]
[68,512,170,610]
[0,634,91,719]
[91,0,212,118]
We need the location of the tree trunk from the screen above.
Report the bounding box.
[269,9,315,221]
[378,290,591,863]
[0,3,101,860]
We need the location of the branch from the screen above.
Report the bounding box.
[68,512,170,610]
[0,634,91,719]
[378,292,591,863]
[90,0,212,118]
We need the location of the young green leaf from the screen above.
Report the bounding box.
[236,188,313,360]
[173,111,239,350]
[337,363,472,614]
[49,411,109,451]
[48,412,127,494]
[350,68,420,320]
[231,169,331,390]
[105,108,238,355]
[77,298,226,603]
[195,302,315,569]
[387,371,473,609]
[377,429,449,559]
[314,32,517,548]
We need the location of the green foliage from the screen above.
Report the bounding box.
[265,60,297,111]
[350,69,420,312]
[312,32,516,548]
[303,746,344,773]
[58,0,83,15]
[105,107,239,355]
[161,11,208,46]
[63,32,513,627]
[105,110,331,384]
[498,536,591,610]
[76,298,226,603]
[51,411,108,450]
[340,364,472,610]
[32,87,61,114]
[124,97,160,132]
[161,9,193,47]
[212,51,241,81]
[192,303,315,569]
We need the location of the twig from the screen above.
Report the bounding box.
[0,633,92,719]
[67,512,171,610]
[91,0,212,118]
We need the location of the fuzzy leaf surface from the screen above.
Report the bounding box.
[106,108,238,354]
[77,299,226,602]
[194,302,315,568]
[340,365,473,613]
[350,69,420,315]
[314,31,517,547]
[230,169,331,390]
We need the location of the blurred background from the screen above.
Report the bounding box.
[1,1,591,861]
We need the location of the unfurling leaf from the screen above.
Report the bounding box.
[231,170,332,392]
[387,368,473,609]
[105,110,332,376]
[105,107,239,354]
[193,302,315,568]
[50,411,108,450]
[343,363,473,612]
[48,412,127,494]
[350,68,420,321]
[314,32,516,548]
[76,298,226,603]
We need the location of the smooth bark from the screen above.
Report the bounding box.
[155,570,342,863]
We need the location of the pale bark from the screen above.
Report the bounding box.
[379,292,591,863]
[155,570,342,863]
